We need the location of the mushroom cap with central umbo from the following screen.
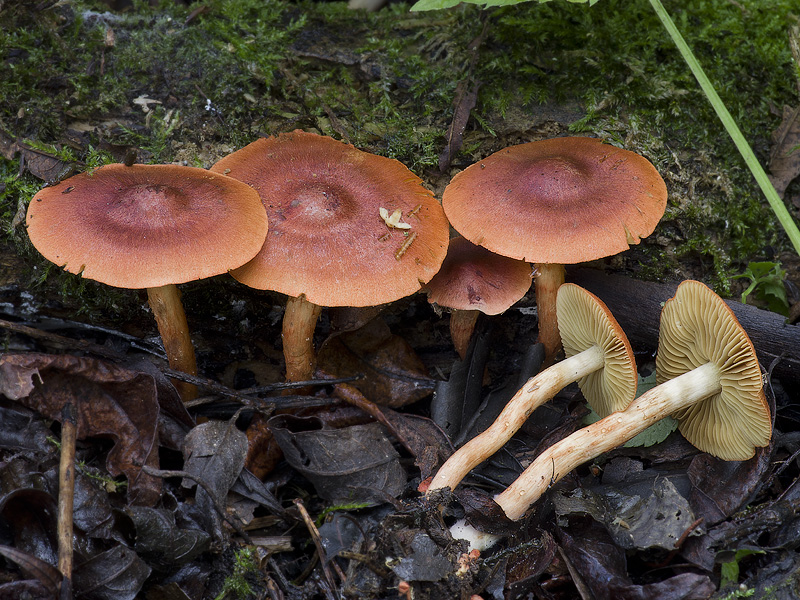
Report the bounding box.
[656,280,771,461]
[25,163,268,289]
[441,137,668,264]
[210,131,450,307]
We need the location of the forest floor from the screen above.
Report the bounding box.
[1,0,800,598]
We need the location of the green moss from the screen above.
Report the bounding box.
[1,0,797,301]
[214,546,260,600]
[478,0,797,284]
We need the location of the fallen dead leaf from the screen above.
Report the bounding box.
[0,353,162,506]
[768,104,800,198]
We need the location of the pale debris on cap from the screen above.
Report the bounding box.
[211,131,450,307]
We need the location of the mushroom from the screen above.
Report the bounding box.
[210,130,450,383]
[493,280,771,523]
[427,283,637,494]
[442,137,668,364]
[25,163,268,401]
[423,236,532,359]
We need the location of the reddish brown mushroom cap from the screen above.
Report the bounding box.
[442,137,668,264]
[211,131,450,307]
[424,236,532,315]
[26,164,268,289]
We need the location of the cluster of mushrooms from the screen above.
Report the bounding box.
[25,131,772,546]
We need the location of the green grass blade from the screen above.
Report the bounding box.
[648,0,800,257]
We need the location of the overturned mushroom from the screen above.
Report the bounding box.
[497,280,771,521]
[427,283,637,494]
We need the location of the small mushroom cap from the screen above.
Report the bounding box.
[211,131,450,307]
[26,164,268,289]
[657,280,771,461]
[424,237,532,315]
[557,283,637,417]
[442,137,668,264]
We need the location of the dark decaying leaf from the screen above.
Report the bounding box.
[0,544,62,598]
[244,412,284,480]
[143,562,209,600]
[182,418,248,539]
[0,489,59,566]
[682,488,800,571]
[552,478,696,551]
[438,79,480,173]
[504,529,558,595]
[316,317,435,408]
[62,468,116,540]
[319,511,370,562]
[0,579,53,600]
[0,403,52,451]
[0,128,79,183]
[72,544,151,600]
[381,410,452,481]
[454,486,517,537]
[229,468,287,518]
[390,533,452,582]
[768,105,800,198]
[430,329,491,440]
[0,353,162,505]
[687,444,772,527]
[558,522,715,600]
[269,414,406,505]
[124,506,210,567]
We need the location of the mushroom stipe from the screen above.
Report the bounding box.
[451,280,771,551]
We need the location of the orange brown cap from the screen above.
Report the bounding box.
[442,137,668,263]
[211,131,450,307]
[26,164,268,289]
[424,236,531,315]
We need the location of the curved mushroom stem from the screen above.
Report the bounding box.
[147,284,198,402]
[450,309,480,360]
[534,263,566,366]
[495,362,721,521]
[428,344,605,494]
[282,294,323,383]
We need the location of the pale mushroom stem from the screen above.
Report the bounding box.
[534,263,566,366]
[450,309,480,360]
[282,294,323,383]
[147,284,198,402]
[495,361,721,521]
[428,344,605,494]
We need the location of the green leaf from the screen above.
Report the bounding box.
[582,372,678,447]
[732,261,789,316]
[622,415,678,447]
[719,548,765,588]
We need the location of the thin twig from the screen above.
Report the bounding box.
[293,499,341,598]
[0,318,125,360]
[57,403,77,598]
